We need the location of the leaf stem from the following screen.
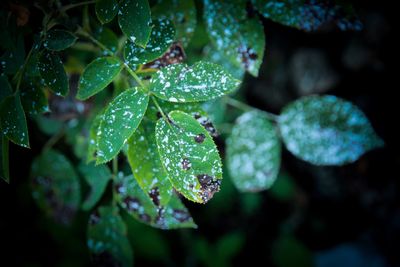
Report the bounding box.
[151,96,169,123]
[224,96,279,121]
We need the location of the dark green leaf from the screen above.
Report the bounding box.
[272,234,313,267]
[251,0,362,32]
[79,162,111,210]
[115,174,197,229]
[203,0,265,76]
[38,51,69,96]
[0,75,13,101]
[0,33,25,75]
[118,0,152,47]
[278,95,384,165]
[87,206,133,267]
[87,110,104,163]
[94,27,119,53]
[0,94,29,148]
[156,111,222,203]
[31,149,81,224]
[0,136,9,183]
[95,0,119,24]
[44,29,77,51]
[35,115,63,135]
[77,57,122,100]
[150,61,240,102]
[20,78,49,115]
[227,110,281,192]
[124,18,175,69]
[96,88,149,164]
[269,173,296,201]
[152,0,197,47]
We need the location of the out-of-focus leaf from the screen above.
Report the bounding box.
[269,173,296,201]
[150,62,240,102]
[44,29,77,51]
[278,95,384,165]
[87,205,133,267]
[272,234,313,267]
[203,0,265,76]
[156,111,222,203]
[152,0,197,47]
[77,57,122,100]
[79,162,111,211]
[31,149,81,224]
[94,27,119,54]
[95,0,118,24]
[118,0,152,47]
[0,136,9,183]
[35,115,63,135]
[38,51,69,96]
[0,75,13,101]
[96,88,148,164]
[227,110,281,191]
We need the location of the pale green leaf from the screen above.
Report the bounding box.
[79,162,111,211]
[155,110,222,203]
[87,206,133,267]
[150,61,240,102]
[278,95,384,165]
[77,57,123,100]
[0,94,29,148]
[44,29,77,51]
[203,0,265,76]
[95,0,119,24]
[124,18,175,69]
[227,110,281,192]
[96,88,149,164]
[115,174,197,229]
[118,0,152,47]
[38,51,69,96]
[152,0,197,47]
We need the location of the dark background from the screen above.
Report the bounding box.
[1,1,399,267]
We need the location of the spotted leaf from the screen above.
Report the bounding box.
[30,149,81,224]
[118,0,152,47]
[155,110,222,203]
[96,88,149,164]
[203,0,265,76]
[227,110,281,192]
[278,95,384,165]
[87,110,104,163]
[124,18,175,69]
[87,206,133,267]
[150,61,240,102]
[95,0,118,24]
[38,51,69,96]
[77,57,123,100]
[43,29,77,51]
[20,78,49,115]
[115,174,197,229]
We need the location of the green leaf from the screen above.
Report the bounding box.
[31,149,81,224]
[227,110,281,192]
[38,51,69,96]
[0,33,25,75]
[126,120,173,206]
[77,57,122,100]
[115,174,197,229]
[20,78,49,115]
[35,115,63,136]
[124,18,175,69]
[0,94,29,148]
[251,0,362,32]
[0,75,13,101]
[0,136,9,183]
[272,234,313,267]
[155,110,222,203]
[96,88,149,164]
[95,0,119,24]
[278,95,384,165]
[94,27,119,53]
[145,98,207,121]
[152,0,197,47]
[44,29,77,51]
[269,173,296,201]
[118,0,152,47]
[87,206,133,267]
[150,61,240,102]
[87,110,104,163]
[203,0,265,76]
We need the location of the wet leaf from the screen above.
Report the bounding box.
[95,0,118,24]
[96,88,149,164]
[124,18,175,69]
[0,94,29,148]
[152,0,197,47]
[44,29,77,51]
[77,57,123,100]
[115,174,197,229]
[20,78,49,115]
[87,110,104,163]
[31,149,81,224]
[87,206,133,267]
[227,110,281,191]
[278,95,384,165]
[142,42,186,70]
[150,61,240,102]
[0,136,9,183]
[203,0,265,76]
[126,120,173,206]
[38,50,69,96]
[79,162,111,211]
[94,27,119,53]
[145,99,206,121]
[252,0,363,32]
[118,0,152,47]
[155,111,222,203]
